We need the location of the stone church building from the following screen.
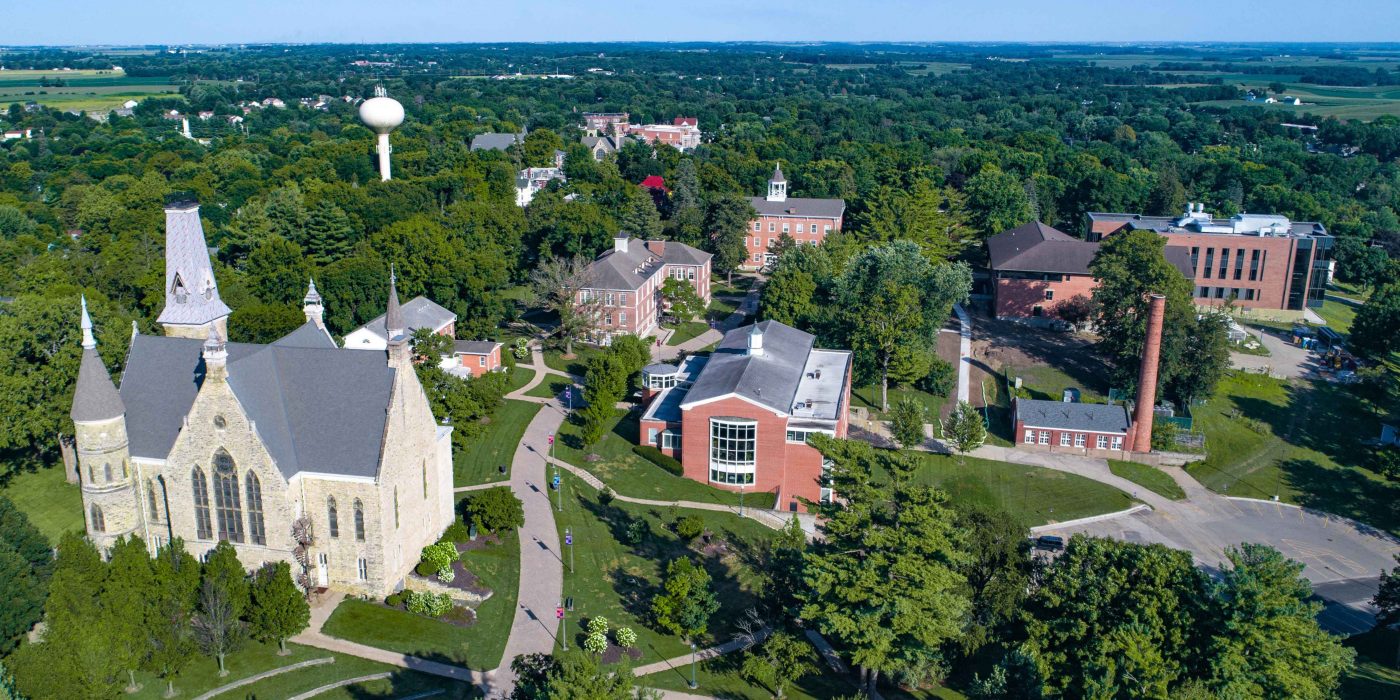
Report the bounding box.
[71,201,455,597]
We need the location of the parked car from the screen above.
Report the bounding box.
[1034,535,1065,552]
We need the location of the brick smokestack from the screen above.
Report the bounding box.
[1132,294,1167,452]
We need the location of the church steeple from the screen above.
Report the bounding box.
[766,163,787,202]
[156,200,231,340]
[385,265,404,342]
[303,278,325,329]
[71,295,125,424]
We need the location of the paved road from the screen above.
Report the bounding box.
[1229,326,1316,379]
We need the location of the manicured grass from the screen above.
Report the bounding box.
[1185,371,1397,535]
[552,471,776,664]
[1009,363,1107,403]
[906,452,1135,527]
[1,466,83,544]
[706,297,741,322]
[125,641,327,699]
[544,345,605,377]
[322,530,519,670]
[1342,628,1400,699]
[1316,299,1357,335]
[1107,460,1187,500]
[641,651,964,700]
[555,408,750,508]
[503,365,535,393]
[526,375,577,400]
[1329,281,1371,302]
[711,276,758,296]
[229,651,474,699]
[664,320,710,346]
[454,400,541,487]
[852,382,947,419]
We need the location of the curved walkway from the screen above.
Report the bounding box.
[191,657,336,700]
[981,441,1400,633]
[286,673,392,700]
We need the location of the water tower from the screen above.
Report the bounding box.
[359,86,404,181]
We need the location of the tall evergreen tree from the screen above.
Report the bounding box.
[202,540,251,620]
[145,539,199,697]
[704,193,756,283]
[301,199,355,264]
[104,535,157,692]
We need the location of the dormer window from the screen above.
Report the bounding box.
[171,273,188,303]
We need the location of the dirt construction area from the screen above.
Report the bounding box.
[966,312,1106,408]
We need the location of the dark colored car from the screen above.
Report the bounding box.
[1034,535,1065,552]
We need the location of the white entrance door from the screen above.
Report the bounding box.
[317,552,329,587]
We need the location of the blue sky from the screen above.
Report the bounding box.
[4,1,1400,45]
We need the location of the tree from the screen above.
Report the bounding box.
[301,199,355,264]
[145,540,200,697]
[801,437,969,695]
[1089,228,1224,405]
[851,281,925,412]
[651,557,720,640]
[202,540,251,621]
[615,185,662,240]
[854,181,975,260]
[248,561,310,655]
[543,651,645,700]
[192,580,246,676]
[741,631,818,700]
[580,351,628,445]
[1205,544,1354,699]
[410,326,453,365]
[245,235,312,305]
[522,128,565,168]
[671,158,702,216]
[1334,237,1392,291]
[888,397,927,449]
[661,277,705,323]
[941,401,987,454]
[965,166,1034,238]
[758,263,818,327]
[104,535,157,692]
[954,506,1031,658]
[228,302,304,343]
[1351,282,1400,358]
[0,496,50,654]
[529,255,602,356]
[461,486,525,533]
[705,193,756,283]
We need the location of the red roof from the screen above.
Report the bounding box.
[639,175,668,191]
[673,117,697,127]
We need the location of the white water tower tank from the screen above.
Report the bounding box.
[359,86,404,181]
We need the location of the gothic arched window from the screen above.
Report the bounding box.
[327,496,339,539]
[103,462,112,483]
[90,504,105,533]
[147,479,162,522]
[192,467,213,540]
[212,450,244,543]
[353,499,365,542]
[246,471,265,546]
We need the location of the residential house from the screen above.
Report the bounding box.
[471,130,526,152]
[516,166,566,207]
[442,341,503,379]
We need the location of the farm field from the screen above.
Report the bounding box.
[0,68,181,112]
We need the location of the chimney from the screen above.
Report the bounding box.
[647,240,665,256]
[1131,294,1166,452]
[614,234,630,254]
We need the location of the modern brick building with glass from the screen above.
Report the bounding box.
[637,320,852,512]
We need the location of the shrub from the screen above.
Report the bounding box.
[599,487,616,505]
[425,593,453,618]
[919,357,956,397]
[437,568,456,584]
[442,521,471,543]
[584,631,609,654]
[674,515,704,540]
[461,486,525,533]
[587,616,609,636]
[385,592,404,608]
[632,445,683,476]
[513,338,530,360]
[624,519,648,546]
[615,627,637,649]
[405,590,430,615]
[421,541,458,576]
[414,561,437,577]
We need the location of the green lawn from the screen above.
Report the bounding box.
[641,650,964,700]
[454,400,541,487]
[1342,628,1400,699]
[664,321,710,346]
[706,297,741,323]
[1328,281,1371,302]
[906,452,1135,527]
[1,466,83,544]
[1107,460,1187,500]
[322,530,519,670]
[1316,299,1357,335]
[1009,363,1107,403]
[852,382,947,419]
[552,471,776,664]
[503,365,535,393]
[1185,372,1397,535]
[710,276,758,297]
[544,345,605,377]
[555,408,749,508]
[119,641,475,699]
[526,375,577,400]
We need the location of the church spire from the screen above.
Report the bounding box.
[766,162,787,203]
[385,265,404,342]
[156,200,231,339]
[303,278,325,329]
[71,295,125,423]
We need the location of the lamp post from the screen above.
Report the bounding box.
[689,641,698,689]
[558,604,568,651]
[549,434,561,512]
[565,528,574,574]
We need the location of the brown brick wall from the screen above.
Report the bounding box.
[993,274,1099,318]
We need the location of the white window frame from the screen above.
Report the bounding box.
[1111,436,1124,450]
[357,557,368,581]
[661,431,680,450]
[709,418,756,485]
[604,312,613,325]
[604,292,615,307]
[768,222,776,232]
[1096,435,1109,449]
[1024,429,1035,444]
[1038,430,1050,445]
[478,356,486,367]
[619,311,627,325]
[1075,433,1086,448]
[796,223,804,233]
[752,222,760,232]
[1059,432,1071,447]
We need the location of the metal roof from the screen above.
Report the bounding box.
[452,340,501,355]
[470,132,523,151]
[747,196,845,219]
[155,205,231,327]
[354,296,456,343]
[1014,398,1131,434]
[680,320,848,419]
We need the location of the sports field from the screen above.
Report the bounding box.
[0,68,181,112]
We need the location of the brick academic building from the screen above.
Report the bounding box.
[989,204,1334,319]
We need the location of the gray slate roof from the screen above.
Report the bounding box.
[120,334,395,479]
[586,240,712,292]
[988,221,1194,278]
[470,132,523,151]
[156,205,231,326]
[681,320,812,414]
[356,296,456,343]
[1014,399,1131,434]
[272,322,337,349]
[747,196,845,219]
[452,340,500,355]
[72,347,125,422]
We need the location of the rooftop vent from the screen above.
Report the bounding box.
[814,368,822,379]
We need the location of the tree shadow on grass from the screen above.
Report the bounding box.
[1281,457,1400,536]
[338,666,479,699]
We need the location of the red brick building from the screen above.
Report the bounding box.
[1087,204,1334,314]
[745,165,845,269]
[627,118,701,150]
[638,321,852,512]
[441,341,503,378]
[1012,398,1132,457]
[578,235,712,342]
